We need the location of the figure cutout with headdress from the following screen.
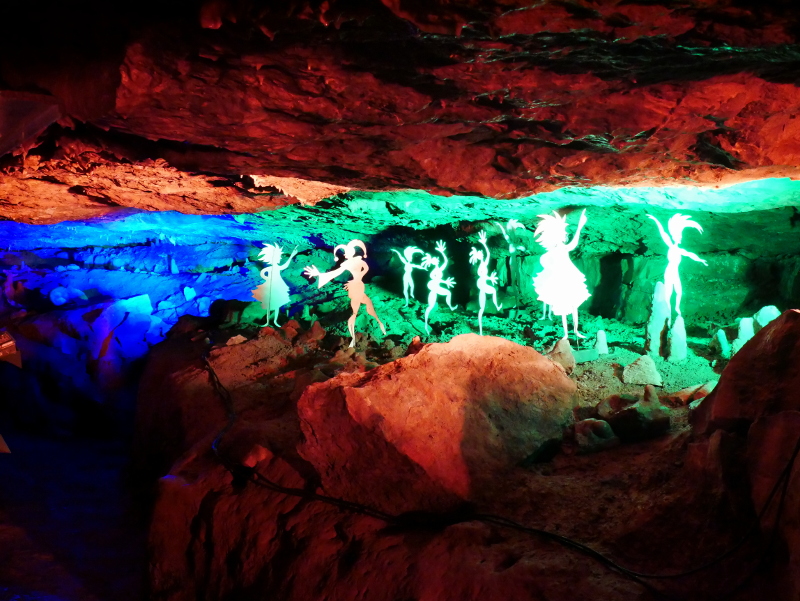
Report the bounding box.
[421,240,456,334]
[647,213,707,318]
[304,239,386,348]
[252,243,298,326]
[469,231,502,335]
[532,209,590,340]
[391,246,426,306]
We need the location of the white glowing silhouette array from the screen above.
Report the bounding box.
[253,211,705,345]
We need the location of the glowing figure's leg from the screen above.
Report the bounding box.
[491,290,502,311]
[273,308,280,327]
[477,293,486,336]
[347,300,361,347]
[363,295,386,334]
[444,291,456,310]
[561,314,569,339]
[572,310,585,340]
[403,274,412,306]
[674,279,683,316]
[424,292,436,334]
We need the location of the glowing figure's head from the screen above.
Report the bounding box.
[468,247,484,265]
[402,246,423,262]
[334,239,367,259]
[534,212,568,250]
[421,253,439,268]
[257,243,283,265]
[667,214,703,244]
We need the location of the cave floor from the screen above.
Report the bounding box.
[0,426,147,601]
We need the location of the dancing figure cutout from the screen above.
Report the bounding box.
[251,243,298,326]
[532,210,590,340]
[647,214,707,317]
[494,218,527,254]
[391,246,426,306]
[303,239,386,348]
[469,231,502,335]
[421,240,456,334]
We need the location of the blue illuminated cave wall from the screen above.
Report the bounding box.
[2,179,800,432]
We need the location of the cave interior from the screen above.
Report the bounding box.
[2,1,800,600]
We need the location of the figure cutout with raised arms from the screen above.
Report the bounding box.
[304,239,386,348]
[469,231,502,335]
[252,243,298,326]
[647,213,707,318]
[532,209,590,341]
[391,246,426,306]
[421,240,456,334]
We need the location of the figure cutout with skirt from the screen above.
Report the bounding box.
[252,243,298,326]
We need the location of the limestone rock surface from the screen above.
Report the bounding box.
[298,334,578,513]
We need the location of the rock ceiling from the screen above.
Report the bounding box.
[2,0,800,223]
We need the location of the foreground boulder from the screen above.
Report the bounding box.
[298,334,578,513]
[698,309,800,432]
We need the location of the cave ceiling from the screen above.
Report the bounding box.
[2,0,800,224]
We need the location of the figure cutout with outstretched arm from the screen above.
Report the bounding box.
[532,209,590,341]
[303,239,386,348]
[469,231,502,335]
[391,246,425,306]
[647,214,707,318]
[421,240,456,334]
[494,218,527,254]
[252,243,298,326]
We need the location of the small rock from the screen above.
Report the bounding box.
[226,334,247,346]
[753,305,781,332]
[405,336,425,356]
[595,329,609,354]
[574,419,620,454]
[546,338,576,374]
[603,386,671,442]
[622,355,662,386]
[281,319,301,341]
[297,321,326,345]
[183,286,197,301]
[664,380,717,407]
[596,393,639,421]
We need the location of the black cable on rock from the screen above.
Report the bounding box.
[201,351,800,600]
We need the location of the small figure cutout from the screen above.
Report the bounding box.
[421,240,456,334]
[391,246,426,306]
[469,231,502,335]
[532,210,590,340]
[494,219,527,254]
[251,243,298,326]
[647,214,707,318]
[303,239,386,348]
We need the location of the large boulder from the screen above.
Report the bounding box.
[297,334,578,514]
[697,310,800,433]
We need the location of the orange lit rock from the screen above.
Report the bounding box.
[297,334,578,514]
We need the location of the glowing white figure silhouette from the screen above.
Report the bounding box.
[647,214,707,317]
[251,243,298,326]
[494,218,527,254]
[469,231,502,335]
[304,239,386,348]
[421,240,456,334]
[391,246,426,306]
[532,209,590,340]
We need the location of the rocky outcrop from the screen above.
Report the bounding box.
[297,334,577,513]
[698,309,800,432]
